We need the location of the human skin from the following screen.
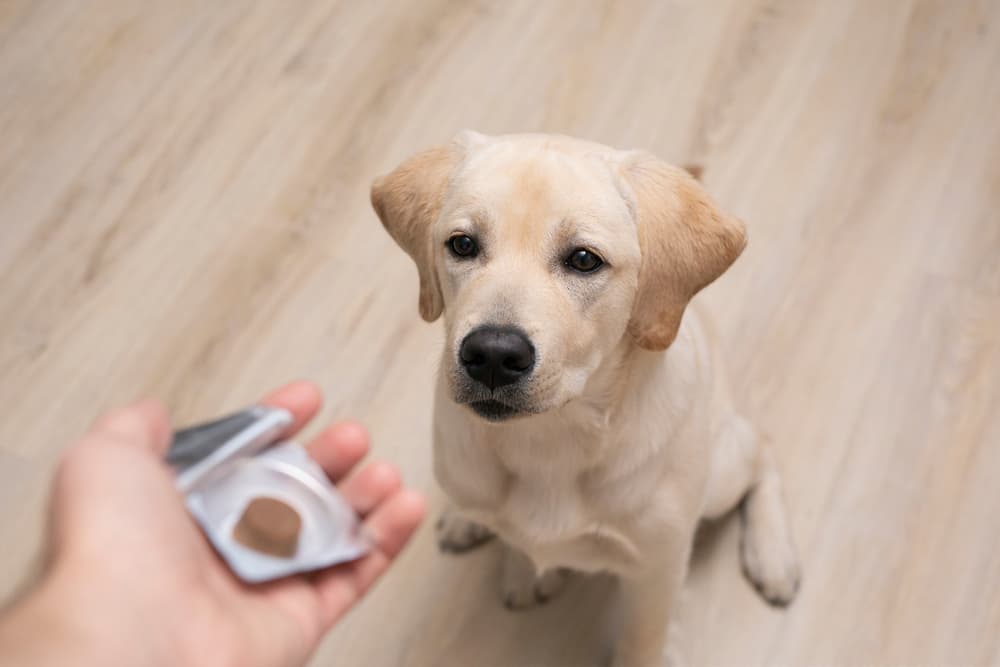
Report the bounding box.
[0,381,425,667]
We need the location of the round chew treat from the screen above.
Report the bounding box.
[232,496,302,558]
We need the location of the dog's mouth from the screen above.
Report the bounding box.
[466,399,525,422]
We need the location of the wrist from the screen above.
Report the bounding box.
[0,563,181,667]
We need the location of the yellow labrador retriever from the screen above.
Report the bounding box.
[371,132,800,666]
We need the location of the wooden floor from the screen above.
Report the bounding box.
[1,1,999,665]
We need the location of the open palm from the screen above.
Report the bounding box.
[46,382,425,667]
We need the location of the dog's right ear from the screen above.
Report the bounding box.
[371,137,473,322]
[619,152,746,350]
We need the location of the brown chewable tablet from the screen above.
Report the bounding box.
[232,497,302,558]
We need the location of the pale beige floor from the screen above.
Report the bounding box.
[1,1,999,665]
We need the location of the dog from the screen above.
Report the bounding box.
[371,132,800,666]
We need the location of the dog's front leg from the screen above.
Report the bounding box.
[613,541,690,667]
[501,545,569,610]
[436,507,494,553]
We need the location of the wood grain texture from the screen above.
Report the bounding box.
[1,1,998,665]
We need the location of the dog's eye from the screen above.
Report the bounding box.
[448,234,478,258]
[565,248,603,273]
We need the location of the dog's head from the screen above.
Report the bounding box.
[371,132,745,422]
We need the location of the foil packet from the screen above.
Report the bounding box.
[169,406,370,583]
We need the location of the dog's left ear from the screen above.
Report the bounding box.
[371,135,477,321]
[619,152,747,350]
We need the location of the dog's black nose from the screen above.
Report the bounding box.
[459,327,535,389]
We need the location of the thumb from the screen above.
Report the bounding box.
[89,399,172,456]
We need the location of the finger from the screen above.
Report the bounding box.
[90,399,172,455]
[306,421,369,482]
[337,461,402,517]
[312,490,425,626]
[259,380,322,437]
[360,489,426,558]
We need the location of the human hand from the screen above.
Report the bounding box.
[0,381,425,667]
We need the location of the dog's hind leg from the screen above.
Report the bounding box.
[702,414,801,606]
[702,413,759,520]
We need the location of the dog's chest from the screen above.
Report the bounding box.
[435,405,653,573]
[487,431,645,573]
[498,471,641,571]
[501,467,588,538]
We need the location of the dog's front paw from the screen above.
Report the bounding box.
[502,555,568,610]
[740,517,801,606]
[436,511,494,553]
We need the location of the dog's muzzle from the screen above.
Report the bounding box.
[459,326,535,389]
[456,326,536,421]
